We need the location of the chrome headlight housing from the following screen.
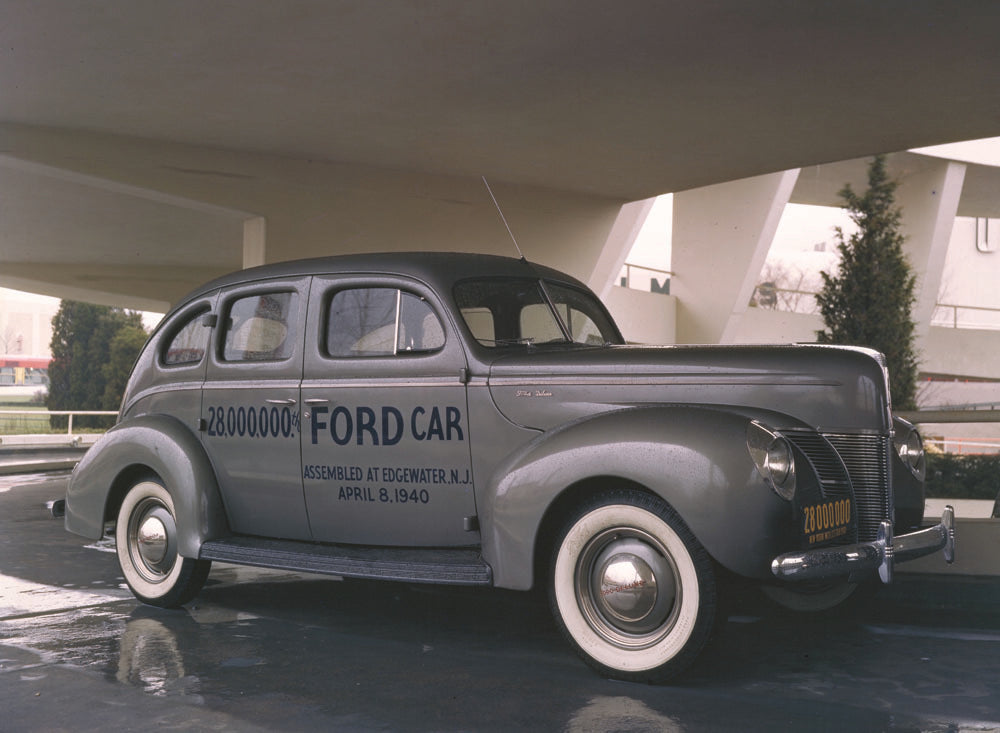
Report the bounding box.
[747,420,797,500]
[893,417,926,481]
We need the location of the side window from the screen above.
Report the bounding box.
[520,304,564,343]
[552,303,604,345]
[328,288,396,356]
[223,291,298,362]
[519,301,603,344]
[326,288,444,357]
[162,309,208,366]
[460,307,495,344]
[545,282,618,346]
[399,292,445,352]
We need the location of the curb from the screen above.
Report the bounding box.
[899,517,1000,577]
[0,458,80,475]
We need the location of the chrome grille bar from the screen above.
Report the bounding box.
[824,434,890,542]
[787,432,891,543]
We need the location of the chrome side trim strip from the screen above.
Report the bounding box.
[489,374,838,387]
[300,379,464,389]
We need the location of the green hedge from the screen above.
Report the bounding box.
[924,452,1000,500]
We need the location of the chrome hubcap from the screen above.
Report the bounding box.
[137,514,168,566]
[576,528,680,648]
[128,499,177,581]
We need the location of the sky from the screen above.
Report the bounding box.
[911,136,1000,167]
[0,288,163,332]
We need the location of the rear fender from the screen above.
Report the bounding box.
[65,414,228,558]
[481,405,807,589]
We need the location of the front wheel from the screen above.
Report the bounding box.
[549,489,717,683]
[759,580,874,614]
[116,479,211,607]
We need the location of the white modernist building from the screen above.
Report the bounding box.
[605,141,1000,383]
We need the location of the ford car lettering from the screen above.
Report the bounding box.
[309,405,463,446]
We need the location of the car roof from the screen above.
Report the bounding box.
[174,251,590,310]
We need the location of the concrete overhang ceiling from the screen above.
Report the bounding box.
[2,1,1000,308]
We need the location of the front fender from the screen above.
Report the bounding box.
[481,405,807,590]
[65,414,228,558]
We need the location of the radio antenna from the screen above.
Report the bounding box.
[482,176,526,261]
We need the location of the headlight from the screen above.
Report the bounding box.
[893,417,926,480]
[747,421,797,500]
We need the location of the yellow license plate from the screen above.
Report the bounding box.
[802,498,852,545]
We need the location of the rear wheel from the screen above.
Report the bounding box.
[116,479,211,607]
[549,489,717,682]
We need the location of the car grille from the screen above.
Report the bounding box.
[787,432,891,542]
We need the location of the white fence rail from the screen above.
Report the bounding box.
[618,263,673,294]
[0,410,118,438]
[924,438,1000,455]
[931,302,1000,331]
[748,284,1000,331]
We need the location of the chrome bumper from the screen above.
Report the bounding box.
[771,506,955,584]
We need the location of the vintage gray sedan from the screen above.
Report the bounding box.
[64,252,954,682]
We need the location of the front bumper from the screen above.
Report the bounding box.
[771,506,955,584]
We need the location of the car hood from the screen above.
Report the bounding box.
[485,343,891,433]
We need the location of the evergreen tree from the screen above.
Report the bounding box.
[47,301,146,427]
[101,324,149,410]
[816,155,919,410]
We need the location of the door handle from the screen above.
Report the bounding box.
[265,398,297,405]
[304,398,330,405]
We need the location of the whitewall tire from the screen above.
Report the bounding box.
[549,489,716,682]
[116,479,210,607]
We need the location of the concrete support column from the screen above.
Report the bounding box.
[672,169,799,344]
[587,197,657,299]
[895,160,966,345]
[243,216,267,269]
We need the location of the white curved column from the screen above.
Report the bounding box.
[672,170,799,344]
[896,160,966,344]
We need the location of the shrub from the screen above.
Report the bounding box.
[924,452,1000,501]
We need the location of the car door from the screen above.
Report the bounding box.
[202,276,311,540]
[301,275,477,546]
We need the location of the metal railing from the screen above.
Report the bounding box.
[618,263,673,294]
[931,302,1000,331]
[924,437,1000,454]
[750,285,820,314]
[0,409,118,436]
[748,284,1000,330]
[898,407,1000,455]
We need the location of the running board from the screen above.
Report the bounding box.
[198,536,493,586]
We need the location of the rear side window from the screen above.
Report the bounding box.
[544,282,614,346]
[326,288,444,357]
[459,307,495,344]
[162,309,208,366]
[454,277,621,347]
[223,292,298,362]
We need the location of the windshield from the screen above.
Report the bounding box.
[454,277,623,348]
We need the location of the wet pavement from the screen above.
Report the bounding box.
[2,472,999,732]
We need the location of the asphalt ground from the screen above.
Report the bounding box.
[2,472,999,732]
